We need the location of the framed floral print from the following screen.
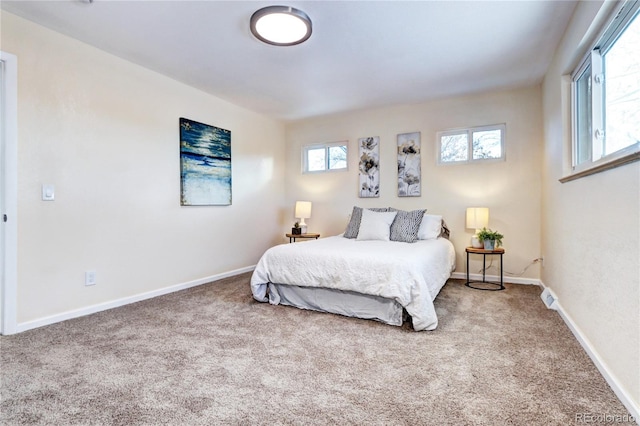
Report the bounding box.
[358,136,380,197]
[397,132,421,197]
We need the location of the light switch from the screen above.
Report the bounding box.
[42,184,55,201]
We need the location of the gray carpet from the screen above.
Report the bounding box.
[0,273,632,425]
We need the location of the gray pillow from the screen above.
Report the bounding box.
[440,220,450,239]
[388,208,427,243]
[343,206,389,238]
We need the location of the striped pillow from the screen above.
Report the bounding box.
[343,206,389,238]
[388,208,427,243]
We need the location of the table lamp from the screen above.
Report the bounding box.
[295,201,312,233]
[466,207,489,248]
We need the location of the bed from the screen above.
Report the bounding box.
[250,208,456,331]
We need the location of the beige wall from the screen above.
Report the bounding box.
[2,12,286,324]
[541,0,639,411]
[285,86,543,280]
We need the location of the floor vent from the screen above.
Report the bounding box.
[541,288,558,310]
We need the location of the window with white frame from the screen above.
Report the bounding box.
[302,141,348,173]
[571,1,640,173]
[437,124,506,164]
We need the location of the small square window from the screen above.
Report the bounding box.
[328,145,347,170]
[472,129,503,160]
[307,148,326,172]
[303,142,348,173]
[440,133,468,163]
[437,124,505,164]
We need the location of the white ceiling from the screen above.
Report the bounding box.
[1,0,577,121]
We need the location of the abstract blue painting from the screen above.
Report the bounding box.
[180,118,232,206]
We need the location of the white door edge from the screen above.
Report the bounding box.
[1,50,18,335]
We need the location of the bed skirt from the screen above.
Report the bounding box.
[269,283,404,327]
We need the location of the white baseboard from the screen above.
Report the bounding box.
[15,265,256,334]
[451,271,541,285]
[539,282,639,420]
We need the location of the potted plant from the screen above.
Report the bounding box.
[477,227,503,250]
[292,221,302,235]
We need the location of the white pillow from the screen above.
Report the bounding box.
[356,209,398,241]
[418,214,443,240]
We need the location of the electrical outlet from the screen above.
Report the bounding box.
[85,271,96,286]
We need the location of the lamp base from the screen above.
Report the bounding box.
[471,236,483,248]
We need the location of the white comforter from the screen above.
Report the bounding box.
[251,236,456,331]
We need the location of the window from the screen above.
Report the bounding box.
[570,1,640,173]
[437,124,505,164]
[302,141,347,173]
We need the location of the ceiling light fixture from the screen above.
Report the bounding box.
[250,6,312,46]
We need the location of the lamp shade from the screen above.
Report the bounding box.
[295,201,312,219]
[466,207,489,230]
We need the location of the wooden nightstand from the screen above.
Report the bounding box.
[285,233,320,243]
[465,247,505,291]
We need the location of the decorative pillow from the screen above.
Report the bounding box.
[356,209,398,241]
[343,206,389,238]
[388,208,426,243]
[440,220,450,239]
[418,214,443,240]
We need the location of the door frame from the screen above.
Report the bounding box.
[1,50,18,335]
